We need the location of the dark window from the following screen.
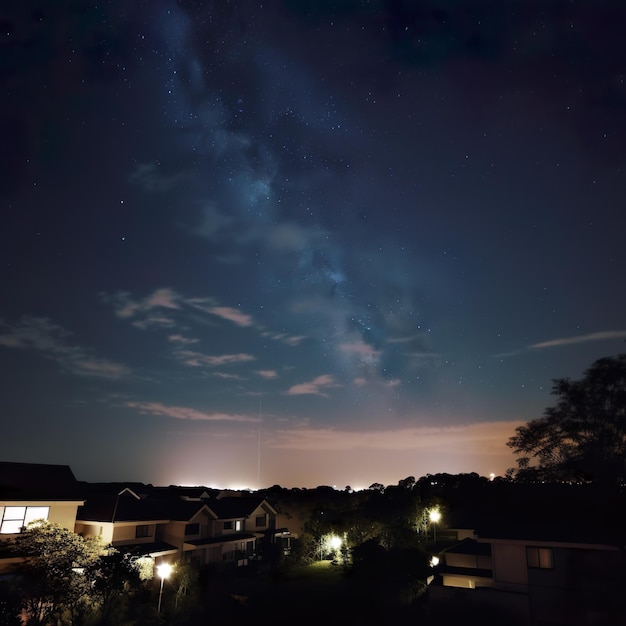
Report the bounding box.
[255,515,266,527]
[135,524,154,539]
[185,523,200,536]
[223,521,233,530]
[527,547,553,569]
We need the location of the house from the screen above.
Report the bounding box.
[0,461,85,574]
[429,485,626,625]
[75,484,289,570]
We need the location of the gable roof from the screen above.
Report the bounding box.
[208,496,276,519]
[77,492,217,523]
[0,461,84,501]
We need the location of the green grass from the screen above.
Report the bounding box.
[200,561,423,625]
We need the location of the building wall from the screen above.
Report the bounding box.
[445,552,492,569]
[492,543,528,587]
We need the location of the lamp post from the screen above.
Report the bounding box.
[429,509,441,543]
[156,562,173,613]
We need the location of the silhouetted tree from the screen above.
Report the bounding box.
[11,521,101,625]
[507,354,626,485]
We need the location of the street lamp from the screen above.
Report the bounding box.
[429,508,441,543]
[330,535,342,551]
[156,562,173,613]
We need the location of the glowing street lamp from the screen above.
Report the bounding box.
[330,535,342,550]
[429,508,441,543]
[156,562,173,613]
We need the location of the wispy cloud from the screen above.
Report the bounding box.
[129,162,190,192]
[211,372,245,380]
[528,330,626,350]
[0,316,131,379]
[256,369,278,379]
[270,420,524,452]
[286,374,339,397]
[205,306,253,327]
[126,401,256,422]
[175,350,255,367]
[260,330,307,346]
[339,341,381,365]
[106,288,181,319]
[168,334,200,344]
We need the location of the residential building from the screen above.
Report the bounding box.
[429,486,626,625]
[0,461,85,574]
[75,484,287,570]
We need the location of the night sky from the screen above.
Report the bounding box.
[2,1,625,489]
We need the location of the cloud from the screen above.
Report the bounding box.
[168,334,200,344]
[269,420,524,452]
[0,316,131,379]
[106,288,181,319]
[339,341,381,365]
[211,372,245,380]
[128,162,190,192]
[256,369,278,379]
[260,330,307,346]
[206,306,254,327]
[286,374,339,397]
[126,401,256,422]
[132,315,177,330]
[175,350,255,367]
[528,330,626,350]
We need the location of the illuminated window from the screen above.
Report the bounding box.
[235,520,242,531]
[135,524,154,539]
[0,506,50,534]
[526,547,553,569]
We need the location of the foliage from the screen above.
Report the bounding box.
[12,521,101,625]
[90,548,142,625]
[9,522,151,626]
[507,354,626,485]
[348,539,430,606]
[0,582,21,626]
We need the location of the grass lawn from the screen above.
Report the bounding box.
[202,561,423,625]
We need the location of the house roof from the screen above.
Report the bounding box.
[208,496,276,518]
[443,537,491,556]
[114,541,178,558]
[0,461,84,502]
[77,492,215,523]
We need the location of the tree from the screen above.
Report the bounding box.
[90,548,141,625]
[507,354,626,485]
[12,521,101,625]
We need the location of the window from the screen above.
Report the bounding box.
[135,524,154,539]
[527,547,553,569]
[0,506,49,534]
[185,523,199,536]
[224,521,233,530]
[255,515,266,528]
[235,520,242,531]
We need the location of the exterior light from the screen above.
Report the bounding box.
[157,562,173,612]
[430,556,440,567]
[429,508,441,543]
[330,535,342,550]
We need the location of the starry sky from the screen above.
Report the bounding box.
[2,0,625,490]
